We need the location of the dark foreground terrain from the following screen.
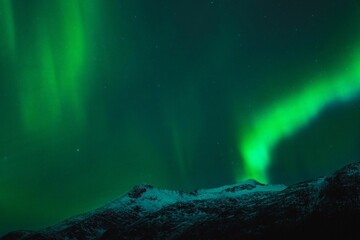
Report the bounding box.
[2,162,360,239]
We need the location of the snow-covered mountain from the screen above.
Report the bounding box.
[2,162,360,239]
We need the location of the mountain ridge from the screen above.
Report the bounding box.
[2,162,360,239]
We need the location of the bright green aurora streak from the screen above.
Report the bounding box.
[239,49,360,183]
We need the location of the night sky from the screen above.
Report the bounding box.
[1,0,360,235]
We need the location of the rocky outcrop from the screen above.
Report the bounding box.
[2,162,360,239]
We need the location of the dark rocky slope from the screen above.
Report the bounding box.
[2,162,360,240]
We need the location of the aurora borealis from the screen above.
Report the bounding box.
[240,49,360,183]
[1,0,360,235]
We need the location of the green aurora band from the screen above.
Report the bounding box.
[239,49,360,183]
[16,1,88,134]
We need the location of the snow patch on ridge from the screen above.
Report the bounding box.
[104,180,287,213]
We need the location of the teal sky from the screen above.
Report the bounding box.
[1,0,360,235]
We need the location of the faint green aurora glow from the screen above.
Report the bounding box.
[56,0,86,123]
[21,29,61,133]
[0,0,16,56]
[239,50,360,183]
[171,124,187,179]
[17,0,87,134]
